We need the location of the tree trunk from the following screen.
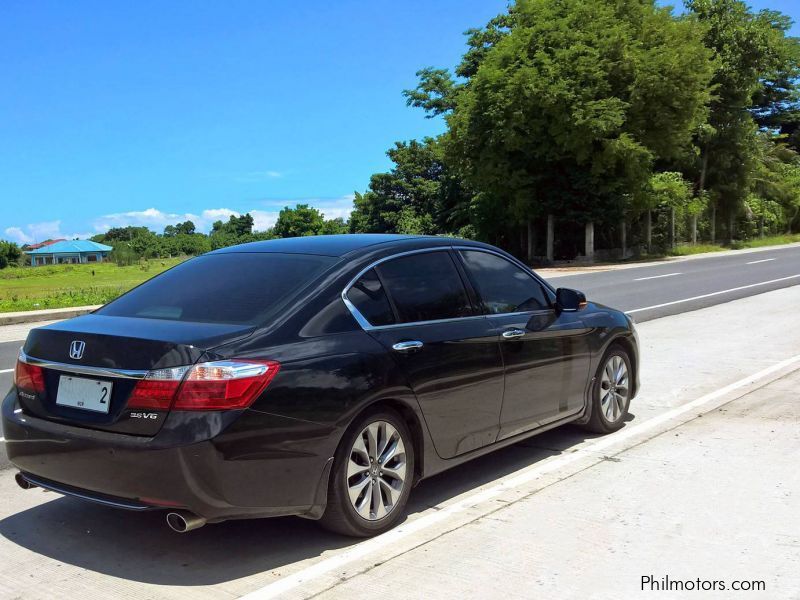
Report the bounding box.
[620,219,627,258]
[699,146,709,193]
[711,202,716,244]
[670,207,676,248]
[646,210,652,253]
[585,222,595,262]
[527,220,535,263]
[759,218,764,239]
[728,212,735,245]
[691,214,697,245]
[546,214,554,263]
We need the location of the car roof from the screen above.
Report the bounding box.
[209,234,482,257]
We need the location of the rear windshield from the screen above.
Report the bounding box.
[97,253,337,325]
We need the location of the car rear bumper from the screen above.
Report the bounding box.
[2,389,336,522]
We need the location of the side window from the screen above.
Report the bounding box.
[459,250,550,314]
[346,269,395,326]
[377,252,472,323]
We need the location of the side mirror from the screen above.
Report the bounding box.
[556,288,587,313]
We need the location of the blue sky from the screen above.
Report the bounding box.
[1,0,798,244]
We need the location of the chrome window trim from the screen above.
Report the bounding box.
[341,247,477,331]
[19,350,149,380]
[452,245,556,296]
[341,245,556,331]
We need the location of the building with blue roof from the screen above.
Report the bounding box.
[26,240,113,266]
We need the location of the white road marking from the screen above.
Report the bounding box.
[746,258,775,265]
[627,274,800,314]
[0,369,13,375]
[238,353,800,600]
[633,272,682,281]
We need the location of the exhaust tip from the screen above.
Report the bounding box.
[14,473,36,490]
[166,510,206,533]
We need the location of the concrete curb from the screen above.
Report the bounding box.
[0,305,101,326]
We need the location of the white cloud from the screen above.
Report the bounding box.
[3,196,356,244]
[4,227,33,245]
[249,210,280,231]
[256,195,356,223]
[3,221,95,245]
[231,170,283,183]
[315,195,355,221]
[91,207,241,234]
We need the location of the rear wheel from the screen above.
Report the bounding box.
[585,346,632,434]
[319,408,415,537]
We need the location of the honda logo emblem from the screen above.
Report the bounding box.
[69,340,86,360]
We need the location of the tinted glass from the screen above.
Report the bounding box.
[377,251,472,323]
[98,253,336,325]
[460,250,549,314]
[346,269,395,326]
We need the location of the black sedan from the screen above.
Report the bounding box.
[3,234,639,536]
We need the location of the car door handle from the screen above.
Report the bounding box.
[502,329,526,339]
[392,340,424,353]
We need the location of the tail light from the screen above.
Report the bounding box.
[14,356,46,397]
[127,360,280,411]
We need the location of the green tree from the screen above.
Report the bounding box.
[446,0,713,254]
[211,214,255,237]
[350,137,471,236]
[175,220,196,236]
[273,204,326,237]
[687,0,800,242]
[0,241,22,269]
[319,217,348,235]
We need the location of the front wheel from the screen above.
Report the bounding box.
[319,409,415,537]
[584,346,632,434]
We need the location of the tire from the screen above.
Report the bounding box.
[584,345,633,434]
[319,408,415,537]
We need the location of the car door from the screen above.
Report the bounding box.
[344,249,505,459]
[456,249,592,440]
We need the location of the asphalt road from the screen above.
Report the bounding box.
[0,244,798,471]
[548,243,800,321]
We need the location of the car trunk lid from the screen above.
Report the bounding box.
[18,314,255,436]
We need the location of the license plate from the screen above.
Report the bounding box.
[56,375,113,413]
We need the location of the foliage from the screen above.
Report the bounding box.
[687,0,800,240]
[445,0,714,235]
[349,137,472,236]
[0,241,22,269]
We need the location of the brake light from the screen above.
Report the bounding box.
[127,360,279,411]
[14,356,46,396]
[127,366,189,410]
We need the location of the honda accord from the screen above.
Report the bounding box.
[3,234,639,536]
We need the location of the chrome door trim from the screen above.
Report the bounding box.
[340,244,556,332]
[18,350,149,380]
[392,340,424,352]
[341,247,468,332]
[452,245,557,297]
[501,329,526,339]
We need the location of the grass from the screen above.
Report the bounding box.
[666,233,800,257]
[0,257,187,313]
[667,243,728,256]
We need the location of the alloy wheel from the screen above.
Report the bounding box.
[346,420,408,521]
[599,354,629,423]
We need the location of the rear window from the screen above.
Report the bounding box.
[98,253,337,325]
